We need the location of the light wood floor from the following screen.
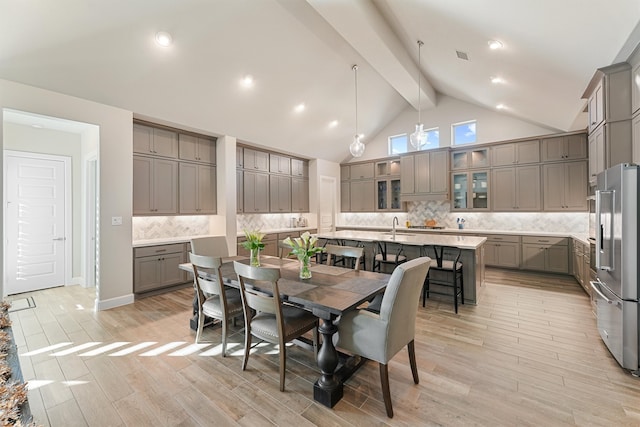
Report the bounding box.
[9,268,640,426]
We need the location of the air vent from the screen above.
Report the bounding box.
[456,50,469,61]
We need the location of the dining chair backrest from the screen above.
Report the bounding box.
[189,252,224,297]
[277,240,291,259]
[190,236,229,258]
[325,244,364,271]
[233,261,282,317]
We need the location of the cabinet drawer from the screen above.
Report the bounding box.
[521,236,568,246]
[485,234,520,243]
[135,243,185,258]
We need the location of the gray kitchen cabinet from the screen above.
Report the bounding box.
[236,146,243,168]
[375,158,401,177]
[400,149,448,201]
[236,169,244,213]
[521,236,569,274]
[133,124,179,158]
[376,177,402,211]
[178,134,216,164]
[491,139,540,166]
[541,134,587,161]
[179,163,216,214]
[133,155,178,215]
[243,170,270,213]
[269,153,291,175]
[349,180,375,212]
[291,178,309,212]
[588,125,606,184]
[291,158,309,177]
[269,174,292,212]
[543,161,588,211]
[585,63,631,133]
[340,165,350,181]
[491,165,541,211]
[483,235,520,268]
[349,162,375,180]
[633,52,640,115]
[243,148,270,172]
[572,240,584,288]
[587,77,605,132]
[633,112,640,164]
[134,243,187,293]
[340,181,350,211]
[452,170,489,211]
[451,147,490,170]
[237,233,278,257]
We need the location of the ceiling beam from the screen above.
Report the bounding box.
[306,0,436,110]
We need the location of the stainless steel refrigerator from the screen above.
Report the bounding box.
[591,163,640,373]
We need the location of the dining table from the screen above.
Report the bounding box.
[179,255,391,408]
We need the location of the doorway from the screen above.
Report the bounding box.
[318,176,336,233]
[5,151,71,294]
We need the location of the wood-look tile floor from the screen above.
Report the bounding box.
[9,268,640,426]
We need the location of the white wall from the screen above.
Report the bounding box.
[356,95,562,161]
[0,79,133,308]
[3,123,84,281]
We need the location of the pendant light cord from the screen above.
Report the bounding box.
[417,40,423,124]
[353,64,359,137]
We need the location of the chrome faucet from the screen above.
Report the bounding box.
[392,216,399,240]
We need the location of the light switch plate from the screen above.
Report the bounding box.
[111,216,123,226]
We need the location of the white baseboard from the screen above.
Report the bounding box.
[95,294,134,311]
[70,276,84,286]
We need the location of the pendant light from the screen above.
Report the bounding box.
[349,64,365,158]
[410,40,427,149]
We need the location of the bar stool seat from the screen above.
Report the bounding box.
[422,246,464,313]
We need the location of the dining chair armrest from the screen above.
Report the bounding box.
[337,309,388,363]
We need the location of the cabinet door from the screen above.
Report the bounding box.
[244,149,269,171]
[491,144,516,166]
[429,150,448,193]
[134,256,162,293]
[542,163,566,210]
[515,165,541,211]
[244,171,270,213]
[350,163,374,179]
[178,134,199,161]
[484,242,498,266]
[133,155,153,214]
[153,159,178,214]
[179,162,198,214]
[237,169,244,213]
[340,181,350,211]
[400,155,415,194]
[269,175,291,212]
[291,178,309,212]
[452,173,468,209]
[589,126,605,183]
[633,113,640,164]
[491,168,516,211]
[516,140,540,164]
[563,161,587,210]
[588,79,604,132]
[350,180,374,212]
[496,242,520,268]
[340,165,350,181]
[541,137,565,161]
[133,124,154,154]
[197,138,215,164]
[415,153,431,193]
[160,252,187,286]
[546,246,569,273]
[633,63,640,115]
[376,180,388,210]
[197,164,216,213]
[291,159,308,177]
[521,245,546,270]
[564,134,587,160]
[152,128,179,158]
[236,146,244,168]
[471,171,489,209]
[270,154,291,174]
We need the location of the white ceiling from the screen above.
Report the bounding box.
[1,0,639,163]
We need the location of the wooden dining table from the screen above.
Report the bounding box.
[180,255,390,408]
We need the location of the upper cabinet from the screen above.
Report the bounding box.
[133,155,178,215]
[133,124,179,158]
[375,159,401,177]
[400,149,448,201]
[179,134,216,164]
[291,158,309,177]
[543,161,588,211]
[492,139,540,166]
[269,153,291,175]
[451,147,489,170]
[244,148,270,172]
[541,134,587,162]
[341,162,376,212]
[349,162,374,180]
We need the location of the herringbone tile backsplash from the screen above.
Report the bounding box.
[132,216,211,240]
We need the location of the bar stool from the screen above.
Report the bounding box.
[372,241,407,273]
[422,246,464,313]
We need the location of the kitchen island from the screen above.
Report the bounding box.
[316,230,486,305]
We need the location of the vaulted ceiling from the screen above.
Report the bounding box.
[1,0,639,163]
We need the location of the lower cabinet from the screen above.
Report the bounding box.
[483,235,520,268]
[134,243,188,293]
[237,233,278,257]
[521,236,569,274]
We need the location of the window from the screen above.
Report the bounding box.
[452,120,477,145]
[419,127,439,150]
[389,133,408,155]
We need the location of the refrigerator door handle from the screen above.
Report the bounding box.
[590,280,613,304]
[595,189,615,271]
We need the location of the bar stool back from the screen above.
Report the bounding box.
[422,246,464,313]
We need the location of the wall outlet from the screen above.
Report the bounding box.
[111,216,123,226]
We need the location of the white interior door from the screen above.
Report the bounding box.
[319,176,336,233]
[5,152,70,294]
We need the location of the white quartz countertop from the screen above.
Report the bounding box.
[317,230,486,250]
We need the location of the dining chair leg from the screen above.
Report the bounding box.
[242,328,252,371]
[221,317,228,357]
[195,312,205,344]
[408,340,419,384]
[279,344,287,392]
[379,362,394,418]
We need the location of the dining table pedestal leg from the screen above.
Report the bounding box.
[314,317,342,407]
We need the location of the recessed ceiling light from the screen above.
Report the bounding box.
[490,76,504,84]
[329,120,339,128]
[294,103,306,113]
[496,104,507,110]
[155,31,173,47]
[240,75,254,88]
[488,40,503,50]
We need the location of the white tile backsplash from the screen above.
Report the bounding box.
[338,201,588,233]
[237,213,312,232]
[133,216,211,240]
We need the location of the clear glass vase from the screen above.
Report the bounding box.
[299,256,312,279]
[250,248,260,267]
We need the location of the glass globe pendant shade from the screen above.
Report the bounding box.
[410,123,427,149]
[349,135,365,157]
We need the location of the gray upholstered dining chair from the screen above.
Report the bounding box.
[325,244,365,271]
[189,253,244,356]
[233,261,319,392]
[337,256,431,418]
[190,235,229,258]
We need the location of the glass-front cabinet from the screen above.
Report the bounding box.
[451,148,490,170]
[452,170,489,211]
[376,178,402,211]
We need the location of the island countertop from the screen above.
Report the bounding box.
[316,230,486,249]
